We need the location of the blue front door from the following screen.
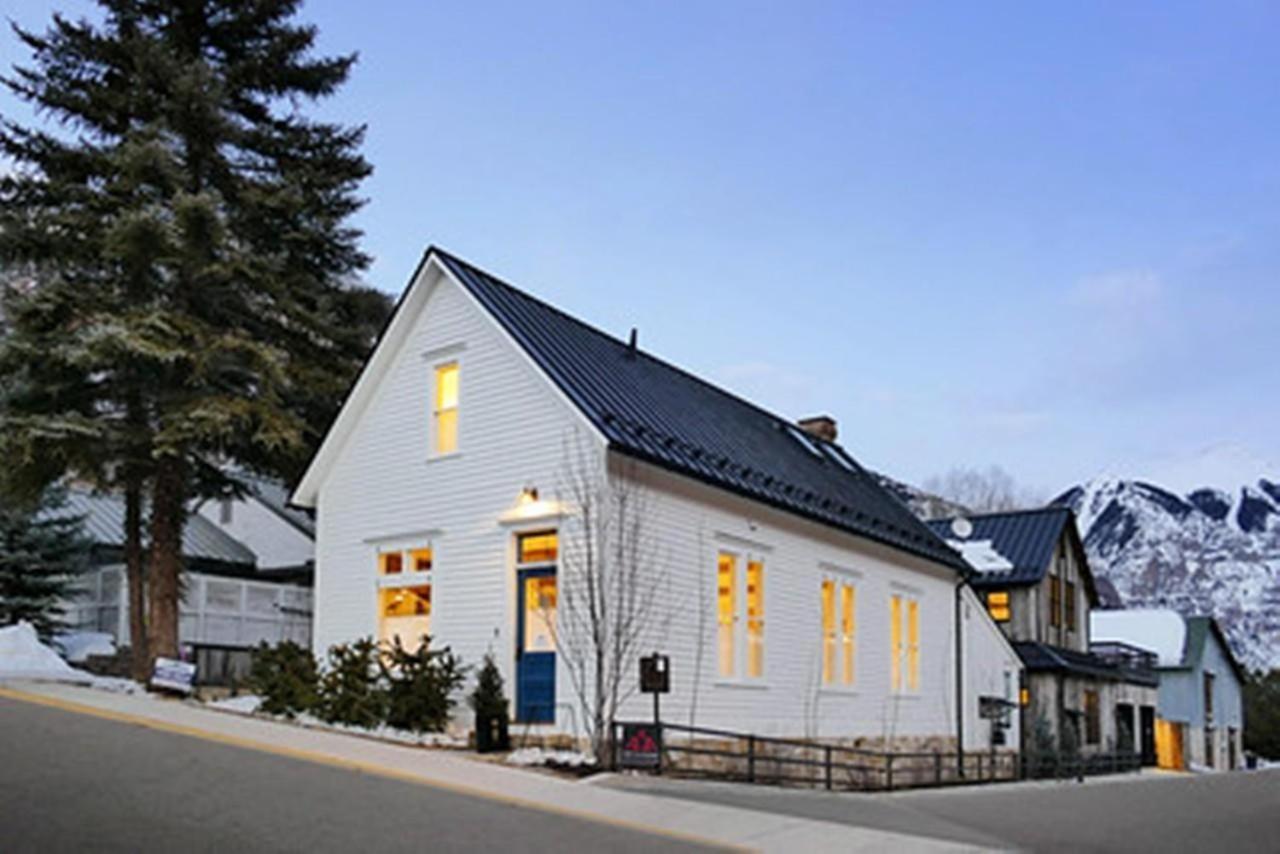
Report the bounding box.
[517,568,556,723]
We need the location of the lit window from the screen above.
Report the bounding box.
[433,362,459,455]
[379,585,431,649]
[907,599,919,691]
[821,580,836,683]
[841,584,855,685]
[717,552,736,678]
[378,545,434,651]
[746,560,764,678]
[987,590,1011,622]
[380,552,404,575]
[891,593,921,693]
[821,577,856,686]
[518,531,558,564]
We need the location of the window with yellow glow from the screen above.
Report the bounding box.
[379,585,431,649]
[433,362,459,455]
[746,560,764,678]
[890,594,903,692]
[518,531,558,564]
[890,593,920,693]
[841,584,855,685]
[523,574,557,652]
[821,580,836,683]
[822,577,856,686]
[987,590,1011,622]
[377,545,434,651]
[906,599,920,691]
[717,553,736,678]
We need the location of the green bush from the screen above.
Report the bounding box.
[248,640,319,718]
[380,637,467,733]
[318,638,387,728]
[469,653,510,752]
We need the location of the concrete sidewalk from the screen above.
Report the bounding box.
[0,681,982,853]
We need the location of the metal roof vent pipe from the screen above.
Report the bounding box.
[797,415,837,443]
[626,327,638,359]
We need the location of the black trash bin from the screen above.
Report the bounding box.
[475,711,510,753]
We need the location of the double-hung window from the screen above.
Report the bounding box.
[716,551,765,679]
[821,576,856,686]
[986,590,1011,623]
[890,593,920,693]
[433,362,459,455]
[378,546,434,650]
[1064,580,1076,633]
[1049,576,1062,630]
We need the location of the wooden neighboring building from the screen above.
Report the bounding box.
[930,508,1160,760]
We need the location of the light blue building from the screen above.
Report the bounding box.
[1092,610,1245,770]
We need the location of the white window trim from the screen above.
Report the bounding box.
[819,566,860,694]
[713,544,769,687]
[427,351,463,461]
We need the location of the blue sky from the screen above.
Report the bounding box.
[5,1,1279,495]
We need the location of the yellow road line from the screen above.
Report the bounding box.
[0,686,744,852]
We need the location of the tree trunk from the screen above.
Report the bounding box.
[123,474,149,681]
[146,456,186,663]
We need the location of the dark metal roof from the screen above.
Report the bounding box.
[926,507,1074,587]
[1014,641,1159,687]
[433,248,965,571]
[56,489,256,567]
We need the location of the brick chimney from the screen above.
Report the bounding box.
[797,415,837,443]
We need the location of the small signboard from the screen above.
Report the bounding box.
[150,657,196,694]
[639,653,670,694]
[979,695,1014,723]
[619,722,661,769]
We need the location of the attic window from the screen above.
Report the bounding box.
[786,425,823,457]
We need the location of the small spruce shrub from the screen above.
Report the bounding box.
[380,637,467,733]
[318,638,387,728]
[248,640,319,718]
[469,653,511,752]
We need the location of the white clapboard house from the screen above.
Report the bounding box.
[291,247,1020,750]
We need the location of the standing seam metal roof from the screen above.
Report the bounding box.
[58,489,256,567]
[433,248,965,571]
[927,507,1073,587]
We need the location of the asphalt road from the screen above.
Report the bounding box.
[607,765,1280,853]
[0,697,715,854]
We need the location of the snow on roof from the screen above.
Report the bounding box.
[945,539,1014,574]
[1090,609,1186,667]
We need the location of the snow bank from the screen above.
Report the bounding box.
[506,747,596,768]
[208,694,263,714]
[203,694,466,747]
[0,622,92,683]
[53,631,117,664]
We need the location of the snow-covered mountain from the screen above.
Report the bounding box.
[1053,478,1280,674]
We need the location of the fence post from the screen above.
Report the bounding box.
[747,735,756,783]
[885,754,894,791]
[824,746,833,791]
[935,751,942,785]
[977,753,983,781]
[990,745,996,781]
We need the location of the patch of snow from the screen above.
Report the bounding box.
[208,694,262,714]
[946,539,1014,573]
[506,747,596,767]
[0,622,92,683]
[53,631,116,663]
[1090,610,1186,666]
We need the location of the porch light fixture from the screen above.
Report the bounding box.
[518,486,540,506]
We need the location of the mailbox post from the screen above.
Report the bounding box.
[639,653,670,773]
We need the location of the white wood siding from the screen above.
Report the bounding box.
[311,263,600,732]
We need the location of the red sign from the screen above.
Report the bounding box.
[620,723,661,768]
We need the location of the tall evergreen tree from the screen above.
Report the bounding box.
[1,1,374,662]
[0,485,93,639]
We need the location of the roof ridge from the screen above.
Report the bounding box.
[431,247,832,444]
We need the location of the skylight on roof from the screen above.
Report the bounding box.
[785,425,823,457]
[821,443,858,473]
